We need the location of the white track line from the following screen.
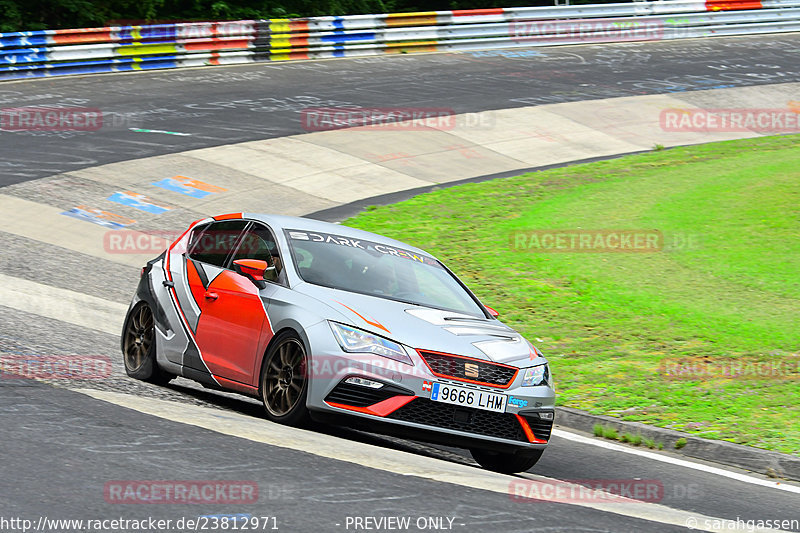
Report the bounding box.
[553,428,800,495]
[77,388,787,532]
[0,273,126,336]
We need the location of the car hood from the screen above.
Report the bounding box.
[294,282,544,367]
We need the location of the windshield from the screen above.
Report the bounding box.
[285,229,486,317]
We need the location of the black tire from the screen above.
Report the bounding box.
[260,331,310,426]
[122,302,174,385]
[470,448,544,474]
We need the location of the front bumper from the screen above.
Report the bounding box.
[303,321,556,452]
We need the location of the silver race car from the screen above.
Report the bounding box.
[122,213,555,473]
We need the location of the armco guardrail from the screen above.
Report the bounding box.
[2,0,800,81]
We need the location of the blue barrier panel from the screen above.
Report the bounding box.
[321,32,377,43]
[0,49,49,65]
[0,34,52,48]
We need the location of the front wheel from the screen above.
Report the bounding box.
[260,331,310,426]
[470,448,544,474]
[122,302,173,385]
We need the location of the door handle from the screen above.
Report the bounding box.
[204,291,219,301]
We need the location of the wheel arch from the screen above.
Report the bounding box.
[256,324,310,397]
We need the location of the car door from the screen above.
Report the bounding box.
[192,222,281,386]
[166,219,247,376]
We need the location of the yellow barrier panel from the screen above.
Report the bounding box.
[116,43,179,56]
[386,12,439,26]
[269,19,291,33]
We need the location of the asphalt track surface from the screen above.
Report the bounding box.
[2,34,800,186]
[2,34,800,532]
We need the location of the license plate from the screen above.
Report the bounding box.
[430,382,507,413]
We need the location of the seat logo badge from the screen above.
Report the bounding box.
[464,363,480,379]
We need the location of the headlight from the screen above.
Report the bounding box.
[521,364,549,387]
[329,322,413,365]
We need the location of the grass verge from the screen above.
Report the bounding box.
[345,135,800,455]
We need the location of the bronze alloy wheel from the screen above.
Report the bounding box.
[123,303,154,373]
[262,337,308,418]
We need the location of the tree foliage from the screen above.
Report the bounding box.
[0,0,616,32]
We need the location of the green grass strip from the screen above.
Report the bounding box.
[346,135,800,455]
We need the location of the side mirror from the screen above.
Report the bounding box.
[485,305,500,319]
[233,259,274,289]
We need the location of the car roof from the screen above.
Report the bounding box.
[241,213,434,258]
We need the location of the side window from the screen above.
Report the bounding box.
[187,220,248,267]
[229,223,284,282]
[186,223,210,255]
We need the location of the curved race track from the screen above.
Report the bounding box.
[1,34,800,533]
[3,34,800,185]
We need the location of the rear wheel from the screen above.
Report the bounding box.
[470,448,544,474]
[260,331,310,426]
[122,302,173,384]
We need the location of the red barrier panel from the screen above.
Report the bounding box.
[183,38,252,51]
[52,28,113,44]
[452,8,505,16]
[706,0,763,10]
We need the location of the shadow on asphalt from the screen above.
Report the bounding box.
[162,379,482,469]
